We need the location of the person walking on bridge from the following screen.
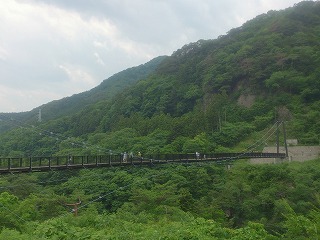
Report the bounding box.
[123,152,128,163]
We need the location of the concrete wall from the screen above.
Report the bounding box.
[250,146,320,164]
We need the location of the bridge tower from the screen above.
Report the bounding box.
[276,121,288,157]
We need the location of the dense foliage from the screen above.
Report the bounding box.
[1,159,320,238]
[0,2,319,157]
[0,2,320,238]
[0,55,167,132]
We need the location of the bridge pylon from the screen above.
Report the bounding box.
[276,121,288,158]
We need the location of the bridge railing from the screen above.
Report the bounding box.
[0,152,286,174]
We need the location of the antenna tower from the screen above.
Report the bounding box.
[38,109,42,122]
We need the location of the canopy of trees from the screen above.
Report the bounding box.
[1,2,319,157]
[1,159,320,238]
[0,2,320,237]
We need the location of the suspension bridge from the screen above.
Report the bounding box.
[0,114,288,174]
[0,151,286,174]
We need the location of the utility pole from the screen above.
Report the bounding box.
[65,197,81,217]
[38,109,42,122]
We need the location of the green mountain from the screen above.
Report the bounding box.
[0,56,167,131]
[36,55,167,121]
[0,1,319,157]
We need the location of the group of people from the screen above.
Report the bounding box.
[195,152,206,160]
[122,151,203,162]
[122,151,142,163]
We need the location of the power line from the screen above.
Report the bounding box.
[0,115,113,156]
[0,201,27,223]
[57,165,171,218]
[0,176,71,190]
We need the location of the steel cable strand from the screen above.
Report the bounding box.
[239,121,280,154]
[213,124,278,162]
[224,121,280,161]
[233,124,280,160]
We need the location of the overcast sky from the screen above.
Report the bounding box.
[0,0,302,112]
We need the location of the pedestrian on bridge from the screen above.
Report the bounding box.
[123,152,128,163]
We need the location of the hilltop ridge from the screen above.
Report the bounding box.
[0,1,319,157]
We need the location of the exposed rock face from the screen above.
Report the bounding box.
[237,94,255,108]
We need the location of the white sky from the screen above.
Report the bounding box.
[0,0,303,112]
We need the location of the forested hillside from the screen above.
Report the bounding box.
[0,1,319,157]
[1,1,320,238]
[0,55,166,132]
[1,159,320,238]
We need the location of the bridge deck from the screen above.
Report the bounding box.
[0,152,286,174]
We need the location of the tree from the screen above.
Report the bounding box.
[0,192,22,229]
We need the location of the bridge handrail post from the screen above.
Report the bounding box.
[29,157,32,171]
[49,157,51,170]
